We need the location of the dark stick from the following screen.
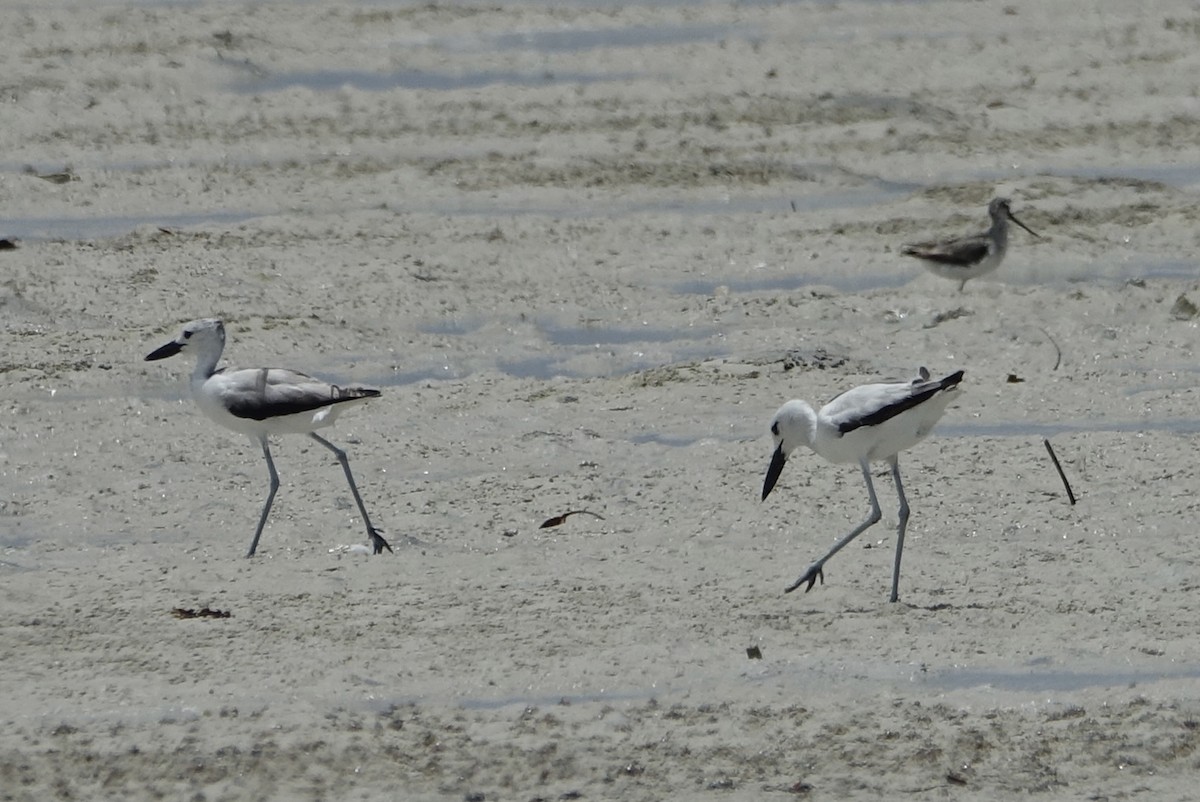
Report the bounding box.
[1043,438,1076,505]
[1039,327,1062,371]
[540,510,606,529]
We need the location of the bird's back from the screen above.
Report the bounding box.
[197,366,380,436]
[901,233,993,268]
[816,371,962,463]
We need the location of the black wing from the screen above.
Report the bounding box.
[838,371,963,434]
[222,367,380,421]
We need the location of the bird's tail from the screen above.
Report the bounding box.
[939,370,965,390]
[331,384,381,402]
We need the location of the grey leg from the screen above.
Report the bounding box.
[247,436,279,558]
[309,433,392,554]
[786,459,882,593]
[889,457,909,603]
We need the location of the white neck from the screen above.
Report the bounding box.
[189,336,225,382]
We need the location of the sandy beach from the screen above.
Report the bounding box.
[5,0,1200,799]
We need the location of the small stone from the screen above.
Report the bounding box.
[1170,294,1198,320]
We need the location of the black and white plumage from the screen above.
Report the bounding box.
[901,197,1039,291]
[145,318,391,557]
[761,368,963,603]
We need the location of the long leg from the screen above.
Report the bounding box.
[786,459,882,593]
[889,457,909,604]
[309,433,392,554]
[246,436,279,558]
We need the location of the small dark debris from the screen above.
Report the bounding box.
[789,780,813,794]
[463,793,485,802]
[0,239,16,250]
[171,607,231,619]
[35,171,74,184]
[1171,294,1198,320]
[623,762,644,776]
[559,792,583,800]
[1006,373,1024,383]
[501,529,519,538]
[746,646,763,660]
[1045,705,1086,721]
[782,347,846,372]
[947,771,968,785]
[924,307,973,329]
[540,510,605,529]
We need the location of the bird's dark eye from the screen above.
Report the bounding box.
[183,330,193,339]
[771,421,780,436]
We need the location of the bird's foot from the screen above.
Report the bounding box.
[784,564,824,594]
[369,527,393,555]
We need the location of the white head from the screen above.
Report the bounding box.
[144,318,226,365]
[761,399,817,501]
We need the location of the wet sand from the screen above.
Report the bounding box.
[4,1,1200,799]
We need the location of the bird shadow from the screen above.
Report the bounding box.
[905,601,991,612]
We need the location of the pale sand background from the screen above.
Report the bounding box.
[4,0,1200,799]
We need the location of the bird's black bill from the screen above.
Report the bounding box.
[1008,211,1040,238]
[761,446,787,501]
[144,340,183,361]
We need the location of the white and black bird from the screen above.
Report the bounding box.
[145,318,391,557]
[761,367,963,602]
[901,197,1039,291]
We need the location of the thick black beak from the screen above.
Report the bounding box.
[761,445,787,501]
[1007,210,1040,238]
[144,340,183,361]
